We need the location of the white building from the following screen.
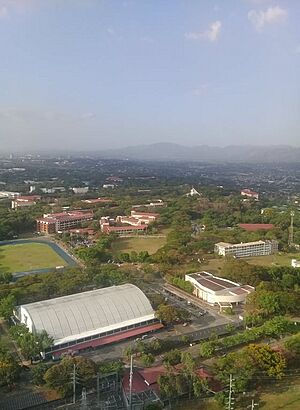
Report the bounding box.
[16,284,161,359]
[214,240,278,258]
[186,187,201,197]
[291,259,300,268]
[185,271,254,308]
[72,187,89,194]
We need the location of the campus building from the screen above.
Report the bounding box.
[130,211,159,223]
[101,224,147,235]
[214,240,278,258]
[11,195,41,209]
[240,189,259,200]
[185,271,254,308]
[16,284,162,359]
[36,210,93,234]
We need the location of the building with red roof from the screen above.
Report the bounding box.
[241,189,259,200]
[11,195,41,209]
[36,210,93,234]
[238,223,274,232]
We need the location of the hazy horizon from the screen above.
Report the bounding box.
[1,0,300,151]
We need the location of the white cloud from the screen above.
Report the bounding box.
[185,21,221,42]
[248,6,287,31]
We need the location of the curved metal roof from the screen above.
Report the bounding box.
[20,284,155,344]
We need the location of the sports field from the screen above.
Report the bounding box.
[112,236,166,255]
[0,242,66,273]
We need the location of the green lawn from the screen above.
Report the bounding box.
[0,243,66,273]
[258,379,300,409]
[111,236,166,255]
[199,252,300,273]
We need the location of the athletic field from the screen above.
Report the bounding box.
[0,242,67,273]
[112,236,166,255]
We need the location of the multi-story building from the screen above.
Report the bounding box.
[36,210,93,234]
[214,240,278,258]
[11,195,41,209]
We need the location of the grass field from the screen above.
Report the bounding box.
[0,243,66,273]
[258,378,300,409]
[199,252,300,274]
[111,236,166,255]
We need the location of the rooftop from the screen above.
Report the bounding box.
[238,223,274,231]
[19,284,155,345]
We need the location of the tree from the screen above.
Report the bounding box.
[215,350,256,393]
[155,304,180,325]
[31,363,49,385]
[247,344,286,379]
[163,349,182,366]
[158,372,178,401]
[284,332,300,358]
[199,341,216,358]
[140,353,155,367]
[0,294,16,320]
[44,356,97,397]
[181,352,196,399]
[0,271,12,284]
[0,339,20,387]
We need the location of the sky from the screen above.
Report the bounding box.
[0,0,300,151]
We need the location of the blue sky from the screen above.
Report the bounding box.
[0,0,299,151]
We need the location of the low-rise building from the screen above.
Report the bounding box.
[16,284,162,359]
[72,187,89,194]
[241,189,259,200]
[101,224,147,235]
[82,198,113,204]
[214,240,278,258]
[238,223,274,232]
[11,195,41,209]
[291,259,300,268]
[185,271,254,307]
[0,191,20,199]
[36,210,93,234]
[130,211,159,224]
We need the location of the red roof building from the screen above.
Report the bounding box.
[241,189,259,200]
[36,210,93,234]
[239,223,274,232]
[11,195,41,209]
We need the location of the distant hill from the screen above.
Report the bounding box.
[96,143,300,163]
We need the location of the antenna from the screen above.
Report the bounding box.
[288,211,295,247]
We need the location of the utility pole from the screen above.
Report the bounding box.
[81,387,87,410]
[226,374,235,410]
[248,399,258,410]
[97,372,100,408]
[129,355,133,410]
[288,211,295,247]
[70,363,79,404]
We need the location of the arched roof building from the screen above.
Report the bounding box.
[18,284,156,348]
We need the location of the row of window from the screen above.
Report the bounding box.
[45,318,157,353]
